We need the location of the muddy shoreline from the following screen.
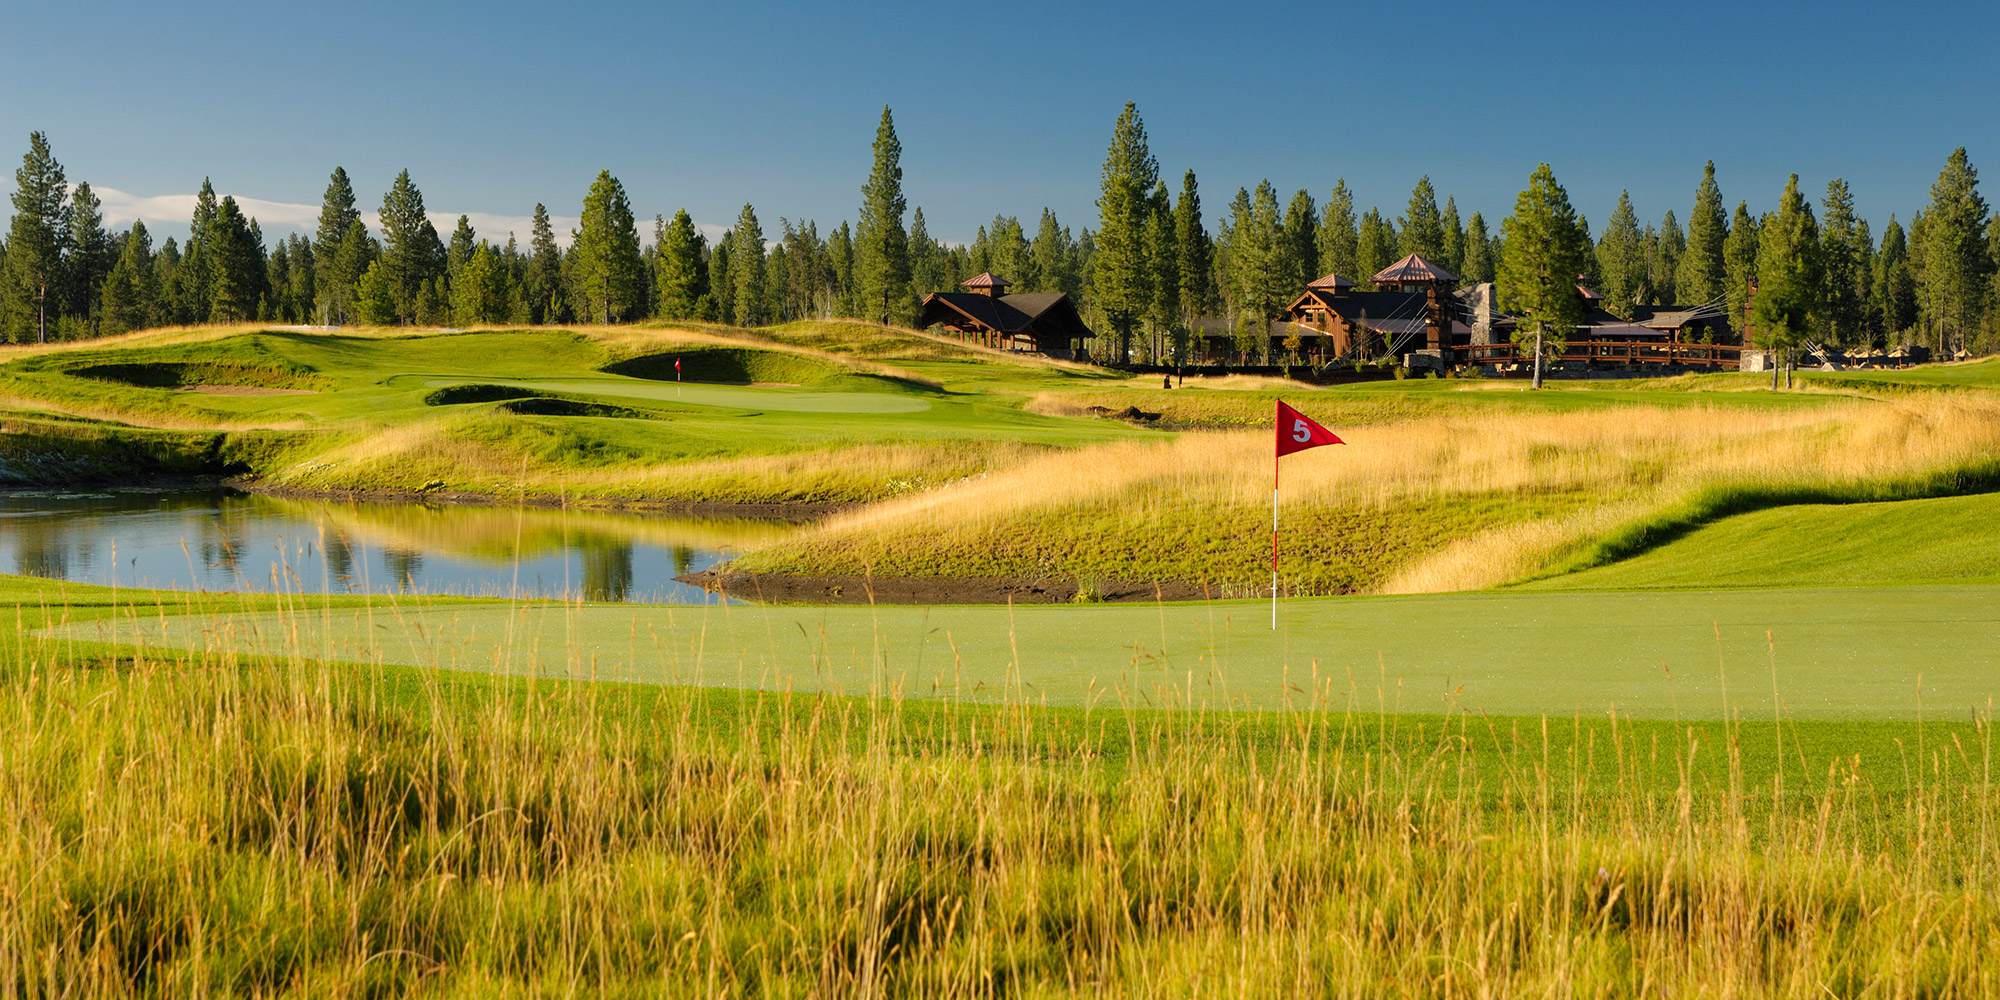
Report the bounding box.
[677,567,1217,605]
[222,476,856,522]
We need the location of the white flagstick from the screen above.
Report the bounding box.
[1271,451,1279,630]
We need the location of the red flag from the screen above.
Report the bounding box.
[1275,401,1343,457]
[675,357,682,372]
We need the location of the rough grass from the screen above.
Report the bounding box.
[1029,375,1852,429]
[4,584,1996,996]
[744,394,2000,595]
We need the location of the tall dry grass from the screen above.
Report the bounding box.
[757,394,2000,592]
[2,594,1995,996]
[277,414,1051,506]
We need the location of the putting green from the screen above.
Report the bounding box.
[56,583,2000,721]
[420,376,933,414]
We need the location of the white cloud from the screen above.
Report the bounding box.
[90,187,731,250]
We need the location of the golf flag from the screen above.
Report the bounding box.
[674,357,682,373]
[1271,401,1343,630]
[1276,401,1343,456]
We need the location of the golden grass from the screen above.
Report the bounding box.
[4,598,1995,996]
[765,394,2000,592]
[274,415,1049,506]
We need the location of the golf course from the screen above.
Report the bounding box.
[5,320,2000,996]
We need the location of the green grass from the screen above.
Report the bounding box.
[1532,491,2000,590]
[7,573,1999,994]
[46,576,2000,721]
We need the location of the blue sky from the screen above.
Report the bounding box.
[3,0,1993,247]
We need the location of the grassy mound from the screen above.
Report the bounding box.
[756,319,992,362]
[604,346,847,385]
[1528,490,2000,590]
[421,383,542,406]
[68,361,325,391]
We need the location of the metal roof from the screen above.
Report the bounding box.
[1371,253,1458,284]
[960,272,1012,289]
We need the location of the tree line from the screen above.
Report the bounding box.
[3,112,1993,361]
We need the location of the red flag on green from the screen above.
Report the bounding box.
[1275,401,1343,457]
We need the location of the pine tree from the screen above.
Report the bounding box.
[446,215,476,282]
[1675,160,1728,308]
[1145,183,1180,358]
[654,208,707,320]
[1279,189,1317,296]
[1317,179,1358,281]
[453,241,509,325]
[1752,175,1822,386]
[1355,209,1396,288]
[100,220,158,334]
[1818,178,1866,346]
[727,203,766,326]
[1498,164,1588,388]
[707,240,732,323]
[1090,101,1159,360]
[1440,196,1466,277]
[1400,176,1445,261]
[1031,209,1075,296]
[527,204,565,324]
[207,196,262,322]
[178,179,220,324]
[1876,216,1918,338]
[1173,173,1214,323]
[67,181,112,337]
[155,237,185,324]
[854,106,911,326]
[826,221,855,316]
[1460,213,1494,284]
[3,132,71,343]
[1231,182,1287,330]
[568,171,644,323]
[355,259,398,325]
[1723,202,1759,334]
[1595,191,1646,316]
[313,167,362,323]
[908,208,945,296]
[378,170,444,323]
[1917,148,1991,353]
[1649,210,1683,304]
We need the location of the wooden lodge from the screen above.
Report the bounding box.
[1279,254,1469,363]
[917,273,1096,359]
[1467,286,1738,371]
[1273,254,1742,373]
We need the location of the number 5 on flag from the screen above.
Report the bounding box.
[1276,401,1343,456]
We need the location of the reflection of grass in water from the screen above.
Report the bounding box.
[260,493,801,563]
[8,577,1999,995]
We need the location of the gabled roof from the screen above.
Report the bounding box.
[1285,287,1432,320]
[960,272,1012,289]
[1631,303,1726,329]
[918,290,1093,338]
[1372,254,1458,285]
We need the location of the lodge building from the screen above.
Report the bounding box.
[916,273,1096,360]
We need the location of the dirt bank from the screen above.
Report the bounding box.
[226,476,855,522]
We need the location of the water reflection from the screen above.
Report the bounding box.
[0,488,797,603]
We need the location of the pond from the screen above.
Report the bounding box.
[0,487,798,603]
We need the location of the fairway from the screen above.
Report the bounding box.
[419,375,935,414]
[59,582,2000,720]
